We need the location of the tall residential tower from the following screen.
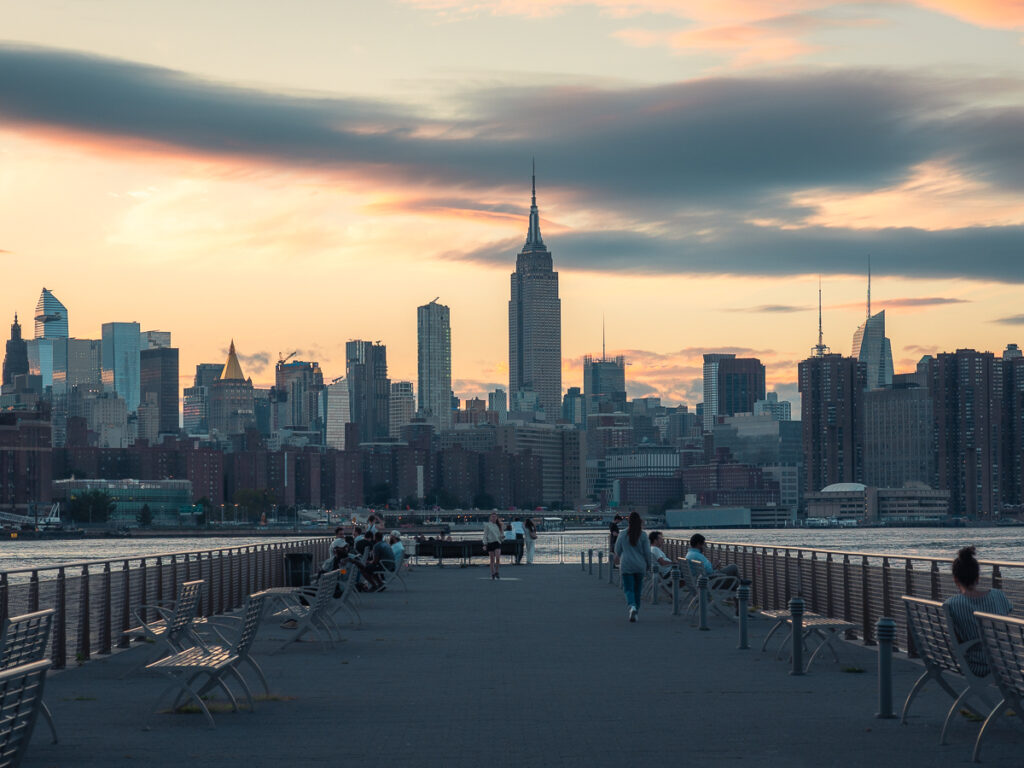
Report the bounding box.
[417,298,452,431]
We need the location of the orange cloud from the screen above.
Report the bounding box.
[616,23,816,65]
[914,0,1024,29]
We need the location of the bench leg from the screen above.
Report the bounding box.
[40,700,58,743]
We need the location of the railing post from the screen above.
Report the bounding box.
[155,555,164,608]
[53,567,66,670]
[992,564,1002,590]
[218,550,226,615]
[697,575,709,631]
[876,617,897,718]
[0,573,8,629]
[929,559,940,600]
[862,555,875,645]
[671,566,681,616]
[826,553,835,618]
[881,557,893,634]
[758,548,767,610]
[809,551,818,612]
[588,549,594,575]
[28,570,39,612]
[77,564,91,663]
[139,558,148,623]
[842,554,852,624]
[772,549,780,609]
[100,562,112,655]
[738,580,751,650]
[117,561,131,648]
[784,550,792,603]
[789,596,805,676]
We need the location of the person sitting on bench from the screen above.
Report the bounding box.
[686,533,740,579]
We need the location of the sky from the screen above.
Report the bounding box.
[1,0,1023,410]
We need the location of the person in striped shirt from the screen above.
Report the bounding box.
[943,545,1012,676]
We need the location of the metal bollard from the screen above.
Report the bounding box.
[789,596,805,675]
[608,554,614,585]
[598,551,603,580]
[588,549,594,575]
[581,551,586,571]
[671,566,681,616]
[737,580,751,650]
[697,575,709,631]
[876,617,897,718]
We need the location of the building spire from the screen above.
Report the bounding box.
[813,276,830,357]
[602,313,606,361]
[867,255,871,319]
[525,158,544,248]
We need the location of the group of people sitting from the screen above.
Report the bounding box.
[319,517,405,593]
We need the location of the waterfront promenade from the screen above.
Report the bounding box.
[22,563,1022,767]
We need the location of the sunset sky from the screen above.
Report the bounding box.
[2,0,1023,409]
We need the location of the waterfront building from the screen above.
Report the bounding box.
[208,341,256,436]
[34,288,68,339]
[927,350,1001,518]
[2,314,28,390]
[101,321,142,412]
[753,392,792,421]
[702,353,765,431]
[863,383,934,489]
[346,340,390,444]
[53,478,192,526]
[583,354,626,419]
[852,311,894,390]
[390,380,415,438]
[804,482,949,525]
[140,346,179,436]
[799,354,866,497]
[417,298,452,432]
[508,167,561,420]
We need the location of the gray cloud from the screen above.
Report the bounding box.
[726,304,810,313]
[2,45,1023,280]
[222,348,270,374]
[451,224,1024,282]
[993,315,1024,325]
[830,297,971,310]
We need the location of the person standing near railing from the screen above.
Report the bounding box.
[482,512,504,580]
[524,518,538,564]
[614,512,651,623]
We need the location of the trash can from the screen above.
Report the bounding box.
[284,552,314,587]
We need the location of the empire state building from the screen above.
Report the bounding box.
[509,167,562,418]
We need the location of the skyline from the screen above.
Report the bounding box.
[2,1,1023,409]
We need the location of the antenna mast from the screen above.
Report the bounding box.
[867,254,871,319]
[813,276,830,357]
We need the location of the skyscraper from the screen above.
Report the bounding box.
[851,268,894,390]
[2,314,28,389]
[208,340,255,436]
[702,353,765,431]
[346,340,390,443]
[417,298,452,431]
[509,165,561,419]
[799,354,866,495]
[583,355,627,419]
[101,321,141,412]
[390,381,415,438]
[324,377,350,449]
[183,363,224,435]
[140,346,180,435]
[273,359,324,433]
[34,288,68,339]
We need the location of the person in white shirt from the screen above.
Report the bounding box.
[389,530,405,563]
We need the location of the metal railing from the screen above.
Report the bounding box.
[0,538,330,669]
[661,537,1024,653]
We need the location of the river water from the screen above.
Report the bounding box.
[2,527,1024,574]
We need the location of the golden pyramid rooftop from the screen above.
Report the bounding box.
[220,339,246,381]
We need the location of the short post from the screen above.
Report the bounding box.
[697,575,709,631]
[671,566,681,616]
[597,551,603,580]
[789,596,805,675]
[876,617,897,719]
[588,549,594,575]
[608,554,614,585]
[581,551,586,571]
[738,580,751,650]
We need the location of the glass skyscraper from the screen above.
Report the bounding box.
[34,288,68,339]
[102,321,142,412]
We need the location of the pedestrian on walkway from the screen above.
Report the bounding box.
[524,517,538,564]
[482,512,504,579]
[614,512,651,622]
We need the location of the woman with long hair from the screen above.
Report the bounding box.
[613,512,651,622]
[523,517,538,565]
[482,512,504,580]
[943,546,1012,675]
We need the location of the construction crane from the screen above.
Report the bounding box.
[278,350,299,365]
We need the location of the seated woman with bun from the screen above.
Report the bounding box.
[943,546,1012,676]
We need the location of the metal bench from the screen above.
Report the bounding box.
[901,596,1000,746]
[685,559,739,620]
[269,569,342,654]
[0,610,57,744]
[760,608,856,672]
[121,579,205,675]
[0,659,52,768]
[968,611,1024,762]
[146,592,267,729]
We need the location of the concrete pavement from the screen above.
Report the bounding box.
[22,562,1022,767]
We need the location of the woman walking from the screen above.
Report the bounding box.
[524,518,538,564]
[482,512,504,579]
[613,512,651,622]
